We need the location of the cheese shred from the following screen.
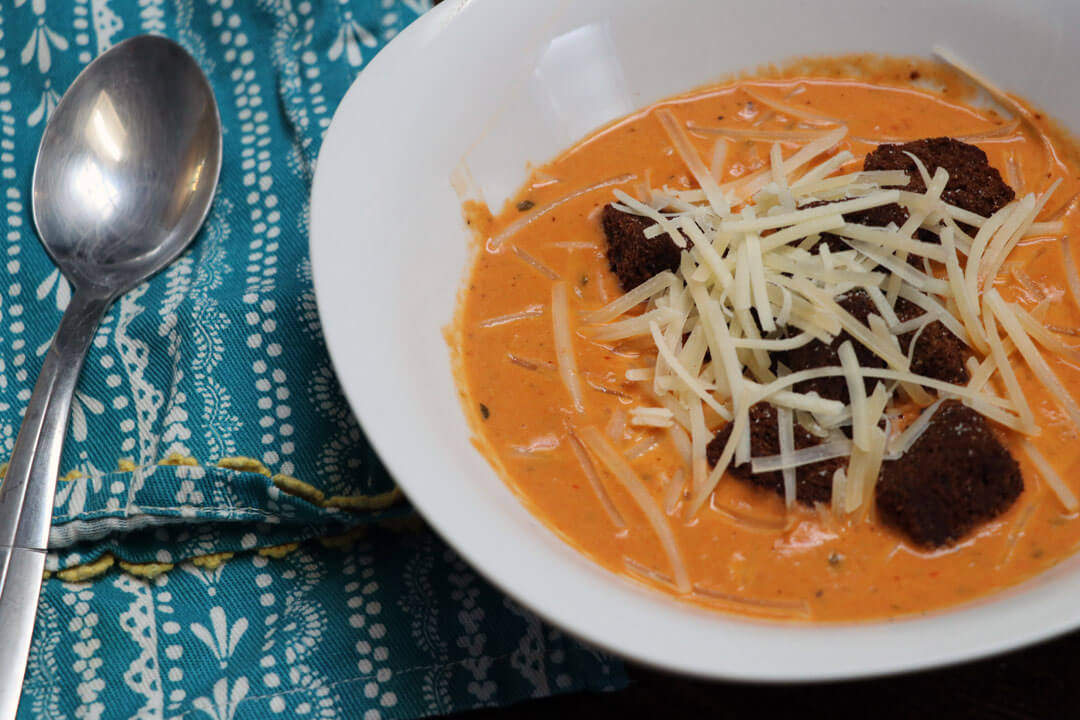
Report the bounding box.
[551,282,585,413]
[1022,440,1079,513]
[579,426,691,592]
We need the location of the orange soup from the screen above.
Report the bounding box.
[453,56,1080,621]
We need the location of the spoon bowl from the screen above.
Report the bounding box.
[0,35,221,719]
[32,35,221,291]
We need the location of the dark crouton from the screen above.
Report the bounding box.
[809,232,853,255]
[844,202,913,235]
[781,290,970,401]
[864,137,1015,219]
[813,137,1015,243]
[847,137,1015,239]
[783,288,889,403]
[875,400,1023,547]
[707,402,844,506]
[798,199,909,257]
[893,298,970,385]
[601,204,683,291]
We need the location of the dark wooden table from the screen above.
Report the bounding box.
[450,628,1079,719]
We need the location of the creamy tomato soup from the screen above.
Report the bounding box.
[452,56,1080,621]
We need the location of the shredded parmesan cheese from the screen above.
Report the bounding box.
[688,393,749,516]
[589,306,683,341]
[580,103,1073,521]
[606,407,627,441]
[741,85,843,126]
[1022,440,1079,512]
[838,341,870,451]
[584,271,676,323]
[491,174,635,247]
[986,289,1080,430]
[939,226,988,353]
[657,108,731,216]
[579,427,691,592]
[981,181,1061,284]
[551,282,584,413]
[1062,236,1080,316]
[688,125,835,143]
[777,406,797,507]
[567,430,625,529]
[725,126,848,200]
[722,190,901,233]
[511,245,560,279]
[630,406,674,428]
[1012,303,1080,363]
[886,399,944,459]
[664,468,688,514]
[830,467,848,518]
[649,321,731,420]
[479,305,545,328]
[752,439,852,473]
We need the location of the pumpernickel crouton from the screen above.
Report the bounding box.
[848,137,1015,240]
[707,402,844,506]
[781,290,970,402]
[875,400,1023,547]
[782,289,890,403]
[844,202,914,235]
[601,204,683,291]
[893,298,970,385]
[811,137,1015,243]
[864,137,1015,219]
[794,199,902,256]
[797,199,911,254]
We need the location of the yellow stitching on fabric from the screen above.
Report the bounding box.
[216,456,271,476]
[53,514,424,583]
[272,474,325,505]
[190,552,234,570]
[50,453,403,512]
[273,474,403,513]
[56,554,114,582]
[257,543,299,559]
[44,454,407,580]
[118,561,174,579]
[158,453,200,467]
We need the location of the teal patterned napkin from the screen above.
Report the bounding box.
[5,1,626,717]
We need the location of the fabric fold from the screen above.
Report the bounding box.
[44,461,410,572]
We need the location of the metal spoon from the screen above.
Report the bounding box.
[0,36,221,716]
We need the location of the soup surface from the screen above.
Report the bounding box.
[453,56,1080,621]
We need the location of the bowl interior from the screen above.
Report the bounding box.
[311,0,1080,680]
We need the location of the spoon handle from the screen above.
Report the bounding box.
[0,289,112,720]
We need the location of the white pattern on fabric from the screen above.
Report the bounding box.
[8,3,627,718]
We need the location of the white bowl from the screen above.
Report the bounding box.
[311,0,1080,680]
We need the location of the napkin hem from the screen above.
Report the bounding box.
[43,455,401,530]
[46,513,425,582]
[37,455,405,575]
[35,453,402,519]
